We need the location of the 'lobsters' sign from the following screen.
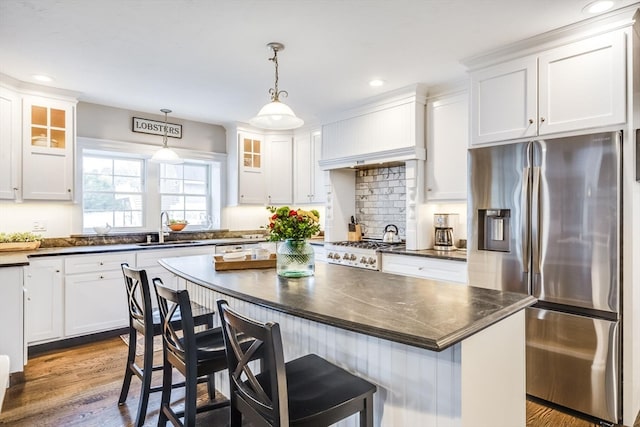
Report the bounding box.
[132,117,182,139]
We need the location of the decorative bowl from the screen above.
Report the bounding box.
[168,222,187,232]
[93,225,112,235]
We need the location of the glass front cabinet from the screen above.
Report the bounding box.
[22,95,76,200]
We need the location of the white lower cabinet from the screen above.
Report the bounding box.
[64,252,135,337]
[24,258,64,344]
[0,267,25,372]
[381,253,467,284]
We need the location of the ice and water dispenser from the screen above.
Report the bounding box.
[478,209,510,252]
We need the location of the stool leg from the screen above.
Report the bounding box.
[229,397,242,427]
[118,327,136,405]
[132,331,154,427]
[206,373,216,400]
[184,363,198,427]
[158,348,172,427]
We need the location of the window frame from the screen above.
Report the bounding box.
[74,137,226,235]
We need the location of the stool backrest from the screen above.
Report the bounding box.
[217,299,288,426]
[153,280,197,372]
[121,263,153,334]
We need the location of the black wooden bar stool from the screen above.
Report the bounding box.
[118,264,215,427]
[217,299,377,427]
[153,281,241,426]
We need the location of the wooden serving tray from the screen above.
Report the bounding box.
[213,254,276,271]
[0,241,41,252]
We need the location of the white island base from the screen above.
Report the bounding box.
[186,283,526,427]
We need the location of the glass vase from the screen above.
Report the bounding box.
[276,238,315,278]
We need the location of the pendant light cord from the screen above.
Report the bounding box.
[269,45,288,102]
[161,108,171,148]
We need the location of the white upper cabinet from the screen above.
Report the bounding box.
[22,95,76,200]
[228,129,293,206]
[471,56,537,145]
[319,85,427,169]
[237,131,266,204]
[470,30,626,146]
[265,134,293,205]
[0,86,21,200]
[426,92,469,201]
[294,129,325,204]
[537,31,626,135]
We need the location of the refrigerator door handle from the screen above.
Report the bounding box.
[522,166,531,275]
[531,166,542,277]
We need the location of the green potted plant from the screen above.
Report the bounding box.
[264,206,321,278]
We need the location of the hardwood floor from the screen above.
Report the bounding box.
[0,337,608,426]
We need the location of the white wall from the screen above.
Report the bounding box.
[223,205,326,234]
[77,102,227,152]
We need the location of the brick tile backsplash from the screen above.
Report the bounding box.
[355,165,406,239]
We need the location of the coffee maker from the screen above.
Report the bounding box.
[433,213,458,251]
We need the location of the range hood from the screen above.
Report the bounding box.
[319,84,427,171]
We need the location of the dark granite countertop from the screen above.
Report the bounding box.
[159,254,535,352]
[0,238,266,268]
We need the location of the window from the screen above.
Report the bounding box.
[77,137,224,234]
[82,155,144,228]
[159,162,212,228]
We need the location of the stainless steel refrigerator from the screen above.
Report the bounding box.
[467,131,621,424]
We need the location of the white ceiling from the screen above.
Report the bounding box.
[1,0,639,126]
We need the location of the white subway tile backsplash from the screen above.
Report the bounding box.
[355,165,406,239]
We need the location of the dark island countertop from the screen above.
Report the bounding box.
[159,255,535,352]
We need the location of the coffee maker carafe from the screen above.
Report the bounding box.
[434,213,458,251]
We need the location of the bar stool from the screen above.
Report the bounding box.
[217,299,377,427]
[118,264,215,427]
[153,281,234,426]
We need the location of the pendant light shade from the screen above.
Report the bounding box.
[249,42,304,130]
[150,108,183,164]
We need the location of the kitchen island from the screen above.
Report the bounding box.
[159,255,536,427]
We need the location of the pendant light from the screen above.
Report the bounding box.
[150,108,183,164]
[249,42,304,130]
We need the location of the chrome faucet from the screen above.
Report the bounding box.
[159,211,169,243]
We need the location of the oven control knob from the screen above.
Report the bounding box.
[327,252,334,259]
[349,254,357,261]
[343,253,349,260]
[368,257,376,265]
[360,256,368,264]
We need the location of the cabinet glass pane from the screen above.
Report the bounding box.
[253,139,260,152]
[31,128,48,146]
[243,153,252,167]
[50,129,66,149]
[244,138,252,152]
[31,105,47,126]
[50,108,65,128]
[253,154,261,168]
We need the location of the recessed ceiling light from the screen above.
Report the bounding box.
[582,0,614,14]
[32,74,54,82]
[369,79,385,87]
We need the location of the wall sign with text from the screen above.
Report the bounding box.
[132,117,182,139]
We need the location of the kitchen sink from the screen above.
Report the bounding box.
[137,241,200,246]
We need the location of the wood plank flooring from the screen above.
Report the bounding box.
[0,337,610,426]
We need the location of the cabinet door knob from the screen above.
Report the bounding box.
[99,262,103,265]
[67,189,71,192]
[99,275,104,279]
[528,119,534,124]
[12,187,19,191]
[540,117,546,123]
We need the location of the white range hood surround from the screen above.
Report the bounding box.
[320,84,429,249]
[319,84,427,170]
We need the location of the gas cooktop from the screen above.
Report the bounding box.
[328,240,403,250]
